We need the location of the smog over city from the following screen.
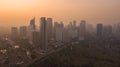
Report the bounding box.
[0,0,120,67]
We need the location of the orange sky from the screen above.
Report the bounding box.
[0,0,120,27]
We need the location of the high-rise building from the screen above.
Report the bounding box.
[63,28,70,42]
[86,23,95,35]
[73,20,77,29]
[47,18,53,40]
[116,23,120,34]
[96,23,103,37]
[40,17,48,50]
[67,21,78,40]
[27,17,36,44]
[32,31,40,47]
[112,23,120,38]
[79,20,86,40]
[54,22,58,39]
[103,25,112,37]
[30,17,36,30]
[20,26,27,38]
[55,22,64,42]
[11,27,18,40]
[113,24,118,35]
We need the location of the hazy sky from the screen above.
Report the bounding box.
[0,0,120,27]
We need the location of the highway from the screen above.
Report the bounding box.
[22,42,73,67]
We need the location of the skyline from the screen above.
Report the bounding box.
[0,1,120,66]
[0,0,120,27]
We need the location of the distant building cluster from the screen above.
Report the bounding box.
[10,17,120,51]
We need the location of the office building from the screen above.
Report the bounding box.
[79,20,86,40]
[27,17,36,44]
[40,17,48,50]
[96,23,103,37]
[47,18,53,40]
[55,22,64,42]
[32,31,40,47]
[11,27,18,40]
[19,26,27,38]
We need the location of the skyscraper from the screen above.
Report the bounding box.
[28,17,36,44]
[73,20,77,29]
[11,27,18,40]
[54,22,58,39]
[96,23,103,37]
[79,20,86,40]
[20,26,27,38]
[47,18,53,41]
[86,23,94,35]
[30,17,36,30]
[114,23,120,37]
[67,21,78,40]
[103,25,112,37]
[32,31,40,47]
[55,22,64,42]
[40,17,48,50]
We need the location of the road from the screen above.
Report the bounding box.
[22,42,73,67]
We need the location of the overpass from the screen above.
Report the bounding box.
[22,42,74,67]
